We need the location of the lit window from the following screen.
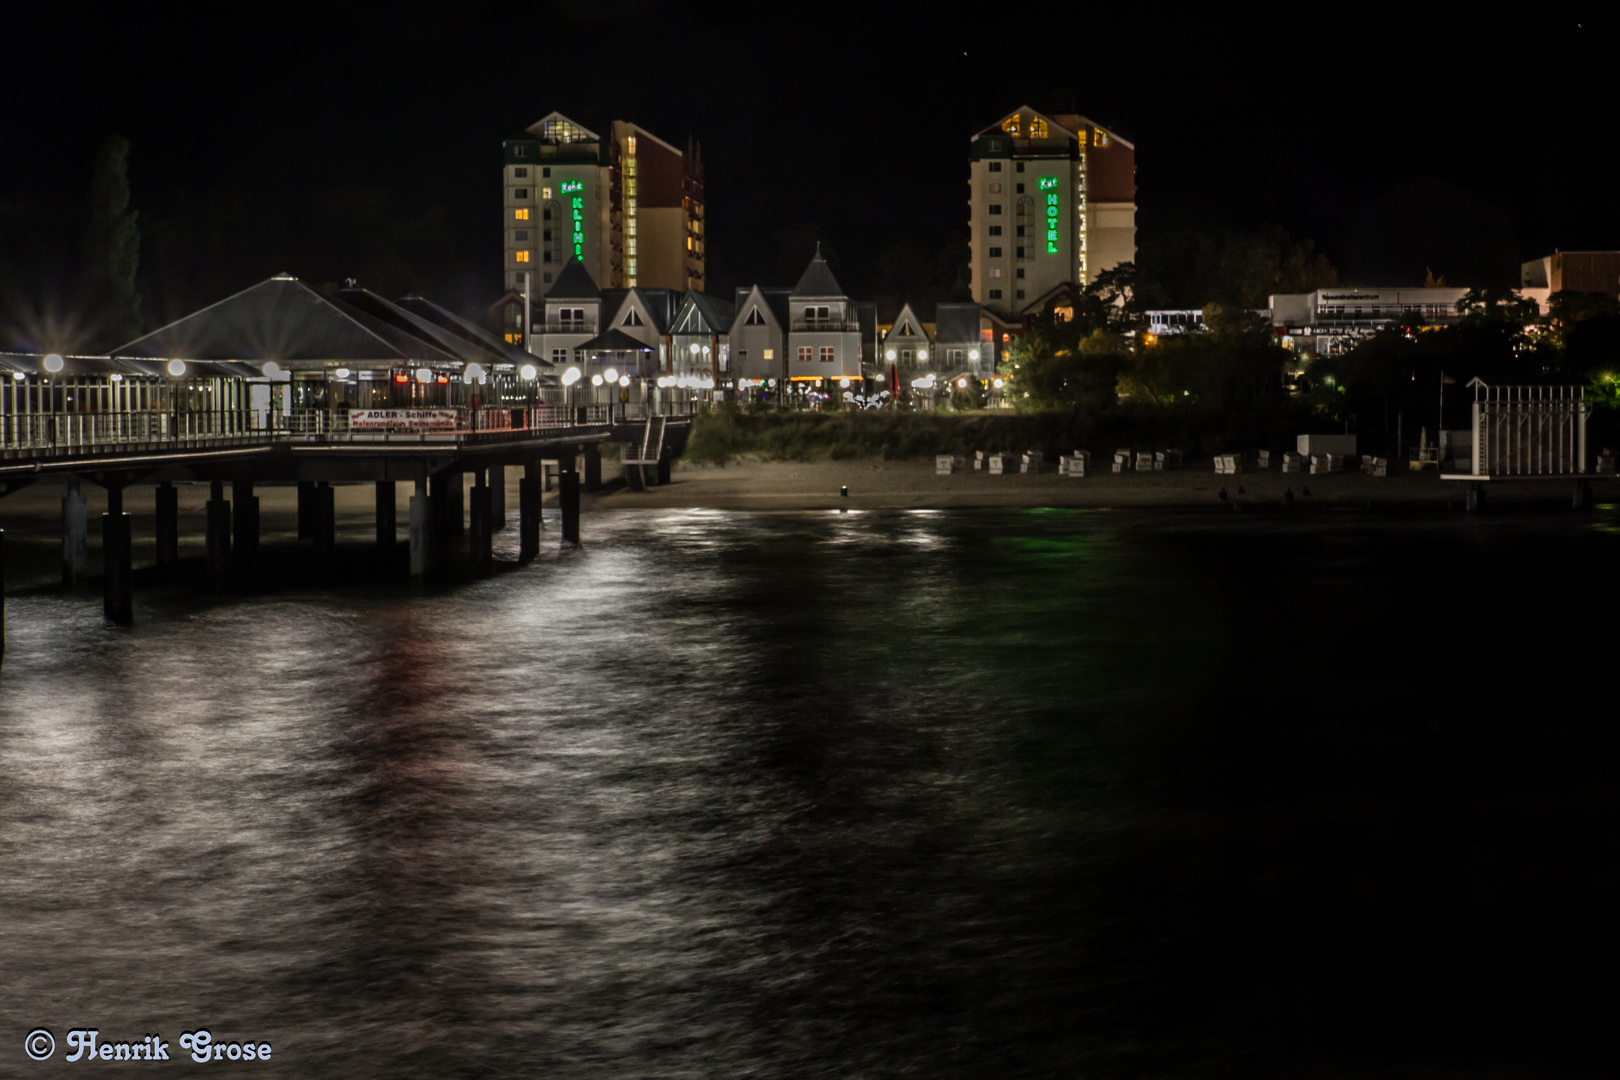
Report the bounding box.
[763,349,774,360]
[686,237,693,250]
[797,347,813,363]
[514,208,530,221]
[988,182,1002,194]
[819,347,835,364]
[515,251,530,263]
[1030,117,1048,138]
[1001,117,1021,136]
[1093,129,1108,147]
[989,268,1002,278]
[627,135,637,154]
[541,187,552,200]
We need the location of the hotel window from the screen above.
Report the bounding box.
[1016,183,1025,194]
[988,246,1002,257]
[542,230,551,241]
[514,251,530,263]
[988,226,1002,236]
[1016,162,1025,172]
[797,346,813,363]
[514,167,529,177]
[515,230,529,241]
[988,161,1003,172]
[989,268,1002,278]
[514,147,527,159]
[541,187,552,200]
[1016,289,1026,299]
[514,189,528,199]
[819,347,835,364]
[988,204,1002,215]
[514,208,530,221]
[1016,268,1024,278]
[542,167,551,177]
[543,207,552,220]
[543,252,552,262]
[1016,225,1025,237]
[543,272,552,283]
[1015,246,1025,258]
[988,182,1002,194]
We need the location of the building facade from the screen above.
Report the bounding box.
[1521,251,1620,299]
[968,107,1136,322]
[1269,287,1471,355]
[502,112,705,325]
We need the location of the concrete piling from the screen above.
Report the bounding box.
[1,529,7,666]
[62,478,87,586]
[583,446,602,492]
[155,482,179,567]
[376,481,396,551]
[560,464,581,545]
[518,461,541,562]
[447,471,465,536]
[489,464,505,531]
[297,480,315,539]
[313,481,335,570]
[469,469,492,574]
[103,485,132,625]
[205,478,232,593]
[233,477,259,581]
[409,476,433,581]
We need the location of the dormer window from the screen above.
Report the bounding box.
[623,309,644,327]
[745,308,766,326]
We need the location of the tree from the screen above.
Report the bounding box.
[1137,225,1338,309]
[81,134,142,345]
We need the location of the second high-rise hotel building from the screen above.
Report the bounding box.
[969,107,1136,322]
[502,112,705,301]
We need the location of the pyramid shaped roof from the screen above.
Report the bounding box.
[791,246,845,298]
[112,275,458,364]
[547,258,601,300]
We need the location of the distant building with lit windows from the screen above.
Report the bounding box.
[501,112,705,347]
[969,106,1136,323]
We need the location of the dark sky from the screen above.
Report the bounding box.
[4,2,1617,328]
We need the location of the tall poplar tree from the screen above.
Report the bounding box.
[82,134,142,345]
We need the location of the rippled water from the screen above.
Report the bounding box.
[2,508,1616,1077]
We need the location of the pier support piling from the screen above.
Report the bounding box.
[1574,480,1593,512]
[518,461,541,562]
[103,485,132,625]
[1466,483,1487,513]
[233,477,259,583]
[62,478,87,586]
[469,469,492,574]
[583,446,602,492]
[155,482,179,568]
[313,481,336,570]
[447,471,465,537]
[376,481,396,551]
[657,450,671,486]
[205,478,232,594]
[489,464,506,531]
[1,530,7,666]
[409,476,434,581]
[560,463,581,545]
[297,480,315,539]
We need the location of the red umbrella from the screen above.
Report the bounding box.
[889,363,899,404]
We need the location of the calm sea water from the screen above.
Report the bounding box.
[1,507,1615,1077]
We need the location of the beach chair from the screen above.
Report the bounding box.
[1021,451,1044,474]
[1257,450,1271,469]
[1281,452,1302,473]
[936,455,963,475]
[1135,451,1155,471]
[1112,450,1130,473]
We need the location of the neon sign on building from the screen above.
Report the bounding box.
[559,181,585,258]
[1039,177,1059,254]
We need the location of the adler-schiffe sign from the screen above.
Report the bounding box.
[348,409,459,431]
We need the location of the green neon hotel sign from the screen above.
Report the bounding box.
[1041,177,1059,253]
[570,195,584,256]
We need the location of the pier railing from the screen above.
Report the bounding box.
[1,404,618,462]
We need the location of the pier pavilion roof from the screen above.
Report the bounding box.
[112,274,464,369]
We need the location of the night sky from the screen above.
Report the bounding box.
[4,3,1616,327]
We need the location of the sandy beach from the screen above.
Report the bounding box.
[1,456,1614,589]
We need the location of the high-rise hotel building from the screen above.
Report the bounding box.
[969,107,1136,320]
[502,112,705,302]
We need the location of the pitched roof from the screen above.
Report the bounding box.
[111,274,459,364]
[578,327,655,353]
[547,258,601,300]
[884,303,934,342]
[394,294,546,367]
[933,298,982,344]
[791,246,845,298]
[675,290,734,334]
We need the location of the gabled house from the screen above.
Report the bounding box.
[933,279,988,379]
[669,291,734,386]
[785,246,862,382]
[728,284,791,382]
[532,258,604,372]
[881,303,935,376]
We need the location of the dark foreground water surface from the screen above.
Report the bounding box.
[2,508,1616,1078]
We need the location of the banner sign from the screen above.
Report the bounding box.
[348,409,460,430]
